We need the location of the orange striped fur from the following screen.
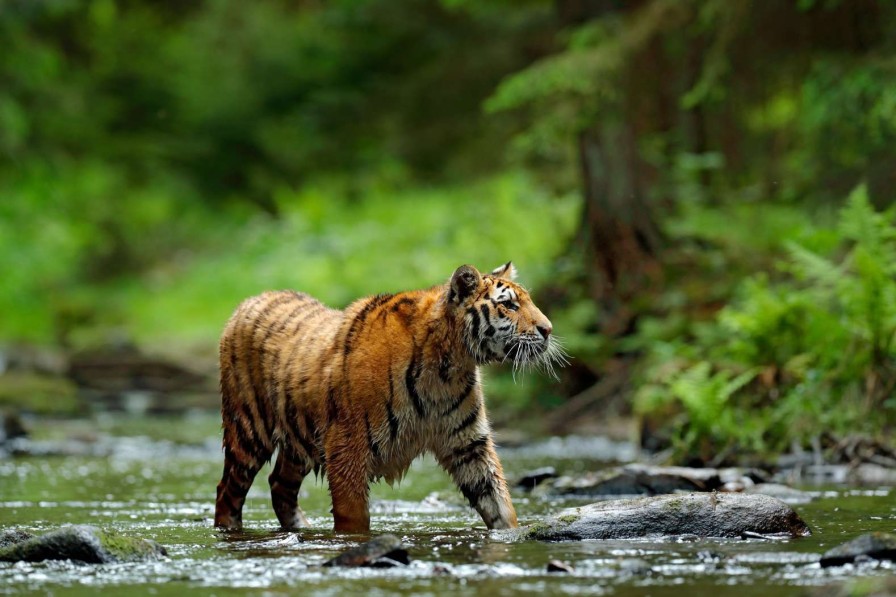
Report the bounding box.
[214,262,559,533]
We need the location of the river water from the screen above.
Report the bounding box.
[1,413,893,595]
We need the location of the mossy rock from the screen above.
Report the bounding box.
[522,493,812,541]
[0,530,33,549]
[0,525,167,564]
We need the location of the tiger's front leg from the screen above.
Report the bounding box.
[324,423,372,533]
[436,429,518,530]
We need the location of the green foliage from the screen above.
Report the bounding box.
[636,187,896,458]
[93,171,577,352]
[0,0,558,346]
[638,362,762,457]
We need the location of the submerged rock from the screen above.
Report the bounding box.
[820,532,896,567]
[516,467,558,490]
[523,493,811,541]
[0,525,167,564]
[546,465,768,497]
[322,534,410,568]
[546,559,574,573]
[618,557,652,576]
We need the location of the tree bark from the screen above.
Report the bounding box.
[578,124,662,337]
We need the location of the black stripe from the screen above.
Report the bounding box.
[449,435,489,471]
[386,398,399,442]
[479,303,491,326]
[457,476,496,508]
[438,356,452,383]
[271,475,303,491]
[227,331,239,374]
[247,301,287,440]
[288,303,327,336]
[234,321,265,438]
[405,349,425,417]
[227,458,261,486]
[365,413,380,459]
[442,373,476,415]
[290,404,317,457]
[231,412,263,462]
[386,366,399,441]
[326,384,339,423]
[294,430,316,459]
[267,375,281,424]
[262,300,302,418]
[467,307,480,339]
[390,296,417,312]
[277,301,311,333]
[304,412,318,443]
[279,304,328,408]
[450,405,481,436]
[344,293,394,356]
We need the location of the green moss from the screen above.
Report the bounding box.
[662,497,686,512]
[557,514,579,524]
[0,373,83,416]
[522,521,552,539]
[96,529,166,561]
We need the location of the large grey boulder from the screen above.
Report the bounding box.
[522,492,811,541]
[0,525,167,564]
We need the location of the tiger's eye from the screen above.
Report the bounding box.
[502,301,519,312]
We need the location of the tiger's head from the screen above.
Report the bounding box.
[448,262,568,378]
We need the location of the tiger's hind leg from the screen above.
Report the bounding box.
[268,445,312,530]
[215,442,270,530]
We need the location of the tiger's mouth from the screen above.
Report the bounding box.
[506,338,548,360]
[504,336,569,380]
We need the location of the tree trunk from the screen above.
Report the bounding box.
[578,124,662,337]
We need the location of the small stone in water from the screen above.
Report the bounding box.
[517,467,558,490]
[322,534,410,568]
[546,559,574,573]
[619,558,652,576]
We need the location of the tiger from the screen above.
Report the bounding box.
[214,262,565,533]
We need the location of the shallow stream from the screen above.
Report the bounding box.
[1,414,893,595]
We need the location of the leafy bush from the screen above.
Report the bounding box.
[636,186,896,460]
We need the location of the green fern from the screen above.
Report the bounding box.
[638,185,896,459]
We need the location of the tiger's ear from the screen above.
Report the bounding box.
[490,261,518,281]
[449,264,482,303]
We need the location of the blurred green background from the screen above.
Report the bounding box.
[2,0,895,460]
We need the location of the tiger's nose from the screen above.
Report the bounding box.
[536,324,552,340]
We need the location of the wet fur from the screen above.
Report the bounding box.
[214,263,558,533]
